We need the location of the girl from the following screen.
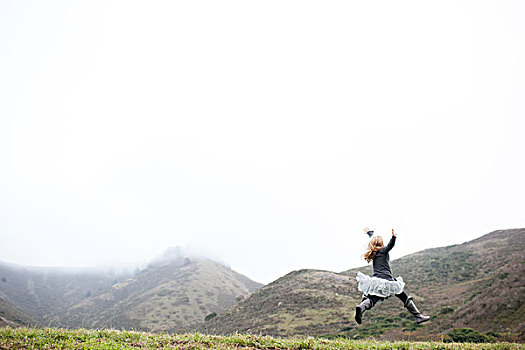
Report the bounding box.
[354,228,430,325]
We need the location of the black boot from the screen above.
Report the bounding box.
[355,298,372,324]
[405,297,430,324]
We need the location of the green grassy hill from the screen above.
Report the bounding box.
[202,229,524,342]
[1,327,522,349]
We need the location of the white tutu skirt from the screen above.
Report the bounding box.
[355,271,405,298]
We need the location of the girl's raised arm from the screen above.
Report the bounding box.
[383,229,397,252]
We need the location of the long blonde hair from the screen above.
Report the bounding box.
[364,236,384,263]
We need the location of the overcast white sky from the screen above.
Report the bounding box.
[1,1,524,284]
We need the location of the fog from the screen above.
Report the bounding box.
[1,1,524,284]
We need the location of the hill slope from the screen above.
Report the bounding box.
[0,262,119,326]
[0,296,37,328]
[62,256,262,332]
[342,228,525,340]
[0,251,262,332]
[202,229,525,341]
[202,269,357,336]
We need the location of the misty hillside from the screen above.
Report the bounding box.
[0,296,36,328]
[202,229,524,341]
[0,262,120,326]
[0,250,262,333]
[61,256,261,332]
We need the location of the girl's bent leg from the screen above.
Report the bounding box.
[395,292,409,305]
[368,295,383,307]
[355,295,383,324]
[397,293,431,324]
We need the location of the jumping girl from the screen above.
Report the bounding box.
[354,228,430,324]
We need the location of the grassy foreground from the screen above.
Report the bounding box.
[0,327,523,350]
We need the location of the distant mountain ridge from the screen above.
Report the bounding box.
[202,229,525,341]
[0,249,262,332]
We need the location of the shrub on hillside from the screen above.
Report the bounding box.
[440,307,454,314]
[205,312,217,321]
[447,328,496,343]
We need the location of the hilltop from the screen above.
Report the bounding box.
[202,229,525,341]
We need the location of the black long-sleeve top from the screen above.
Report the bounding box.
[372,235,396,281]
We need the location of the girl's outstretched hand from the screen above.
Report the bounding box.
[392,228,396,237]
